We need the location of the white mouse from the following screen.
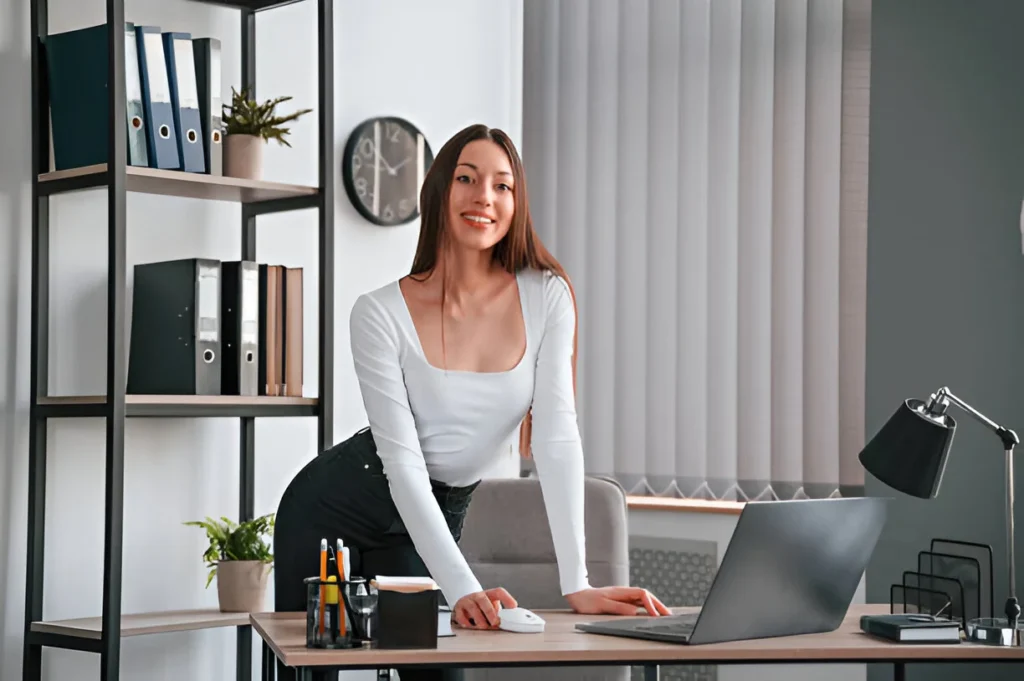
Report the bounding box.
[498,607,546,634]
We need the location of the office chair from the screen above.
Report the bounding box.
[458,476,632,681]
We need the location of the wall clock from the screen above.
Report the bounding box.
[342,116,433,226]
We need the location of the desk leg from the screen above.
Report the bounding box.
[643,664,660,680]
[261,641,274,681]
[298,668,313,681]
[894,662,905,681]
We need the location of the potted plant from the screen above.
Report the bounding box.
[184,513,275,613]
[221,86,312,180]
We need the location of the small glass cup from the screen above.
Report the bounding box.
[343,577,379,643]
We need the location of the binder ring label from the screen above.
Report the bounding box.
[212,130,222,144]
[187,128,198,143]
[131,116,142,130]
[203,349,215,364]
[159,124,170,139]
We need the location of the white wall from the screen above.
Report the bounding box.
[0,1,523,680]
[629,510,866,681]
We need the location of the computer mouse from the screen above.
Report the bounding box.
[498,607,546,634]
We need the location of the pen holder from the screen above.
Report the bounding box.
[374,586,440,650]
[304,576,364,649]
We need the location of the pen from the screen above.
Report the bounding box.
[319,538,327,636]
[335,539,347,638]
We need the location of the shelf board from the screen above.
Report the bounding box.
[188,0,303,10]
[38,164,319,206]
[35,394,318,418]
[31,608,249,640]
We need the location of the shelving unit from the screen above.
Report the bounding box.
[22,1,334,680]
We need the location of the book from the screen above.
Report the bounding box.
[860,614,961,643]
[372,576,438,593]
[438,606,454,637]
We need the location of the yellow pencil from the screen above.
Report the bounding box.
[336,539,346,637]
[319,538,327,635]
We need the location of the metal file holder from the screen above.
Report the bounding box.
[304,576,369,649]
[886,537,994,636]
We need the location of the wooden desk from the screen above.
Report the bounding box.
[250,604,1024,681]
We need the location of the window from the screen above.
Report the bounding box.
[521,0,871,500]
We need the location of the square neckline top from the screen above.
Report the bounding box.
[390,269,530,377]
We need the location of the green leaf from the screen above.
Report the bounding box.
[184,512,276,588]
[221,86,312,146]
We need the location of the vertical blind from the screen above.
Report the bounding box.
[521,0,871,500]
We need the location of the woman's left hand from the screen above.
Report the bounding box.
[565,586,672,617]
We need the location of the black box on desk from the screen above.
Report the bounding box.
[374,582,440,649]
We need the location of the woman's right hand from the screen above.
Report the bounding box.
[453,587,518,630]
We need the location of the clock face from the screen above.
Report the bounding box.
[342,117,433,226]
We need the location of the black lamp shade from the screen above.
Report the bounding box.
[858,399,956,499]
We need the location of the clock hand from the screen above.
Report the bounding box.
[378,155,397,174]
[390,158,410,172]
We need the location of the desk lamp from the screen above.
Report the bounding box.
[858,386,1021,646]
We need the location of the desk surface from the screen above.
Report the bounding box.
[250,604,1024,669]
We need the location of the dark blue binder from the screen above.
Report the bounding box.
[134,25,180,170]
[192,37,223,175]
[162,32,205,173]
[44,22,150,170]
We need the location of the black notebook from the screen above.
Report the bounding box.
[860,614,961,643]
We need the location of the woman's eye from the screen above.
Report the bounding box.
[497,183,511,191]
[455,175,471,183]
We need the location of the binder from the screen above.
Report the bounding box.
[192,37,223,175]
[282,267,304,397]
[124,22,150,167]
[135,25,181,170]
[127,258,221,395]
[221,261,260,396]
[258,264,285,396]
[43,22,150,170]
[162,31,205,173]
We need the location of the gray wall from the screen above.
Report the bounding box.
[865,1,1024,680]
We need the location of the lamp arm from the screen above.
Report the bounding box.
[926,387,1020,449]
[927,386,1021,633]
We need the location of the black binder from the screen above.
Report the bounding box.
[192,37,222,175]
[127,258,221,395]
[221,260,259,395]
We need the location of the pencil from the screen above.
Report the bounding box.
[319,538,327,635]
[336,539,346,637]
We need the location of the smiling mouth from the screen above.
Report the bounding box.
[461,213,496,226]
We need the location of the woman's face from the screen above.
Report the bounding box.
[446,139,515,254]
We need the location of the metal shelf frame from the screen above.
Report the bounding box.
[21,1,334,680]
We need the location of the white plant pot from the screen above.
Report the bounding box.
[223,134,265,181]
[216,560,271,613]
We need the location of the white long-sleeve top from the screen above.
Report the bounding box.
[349,267,590,607]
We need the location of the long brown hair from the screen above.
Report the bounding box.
[409,123,577,459]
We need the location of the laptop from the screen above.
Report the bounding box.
[575,496,888,645]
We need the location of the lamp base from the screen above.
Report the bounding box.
[967,618,1024,647]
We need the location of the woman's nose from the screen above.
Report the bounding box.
[473,185,493,205]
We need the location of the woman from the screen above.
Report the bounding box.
[274,124,669,681]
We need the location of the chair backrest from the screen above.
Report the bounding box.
[460,476,630,608]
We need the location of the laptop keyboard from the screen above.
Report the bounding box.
[633,612,699,635]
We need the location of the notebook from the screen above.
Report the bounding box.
[860,614,961,643]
